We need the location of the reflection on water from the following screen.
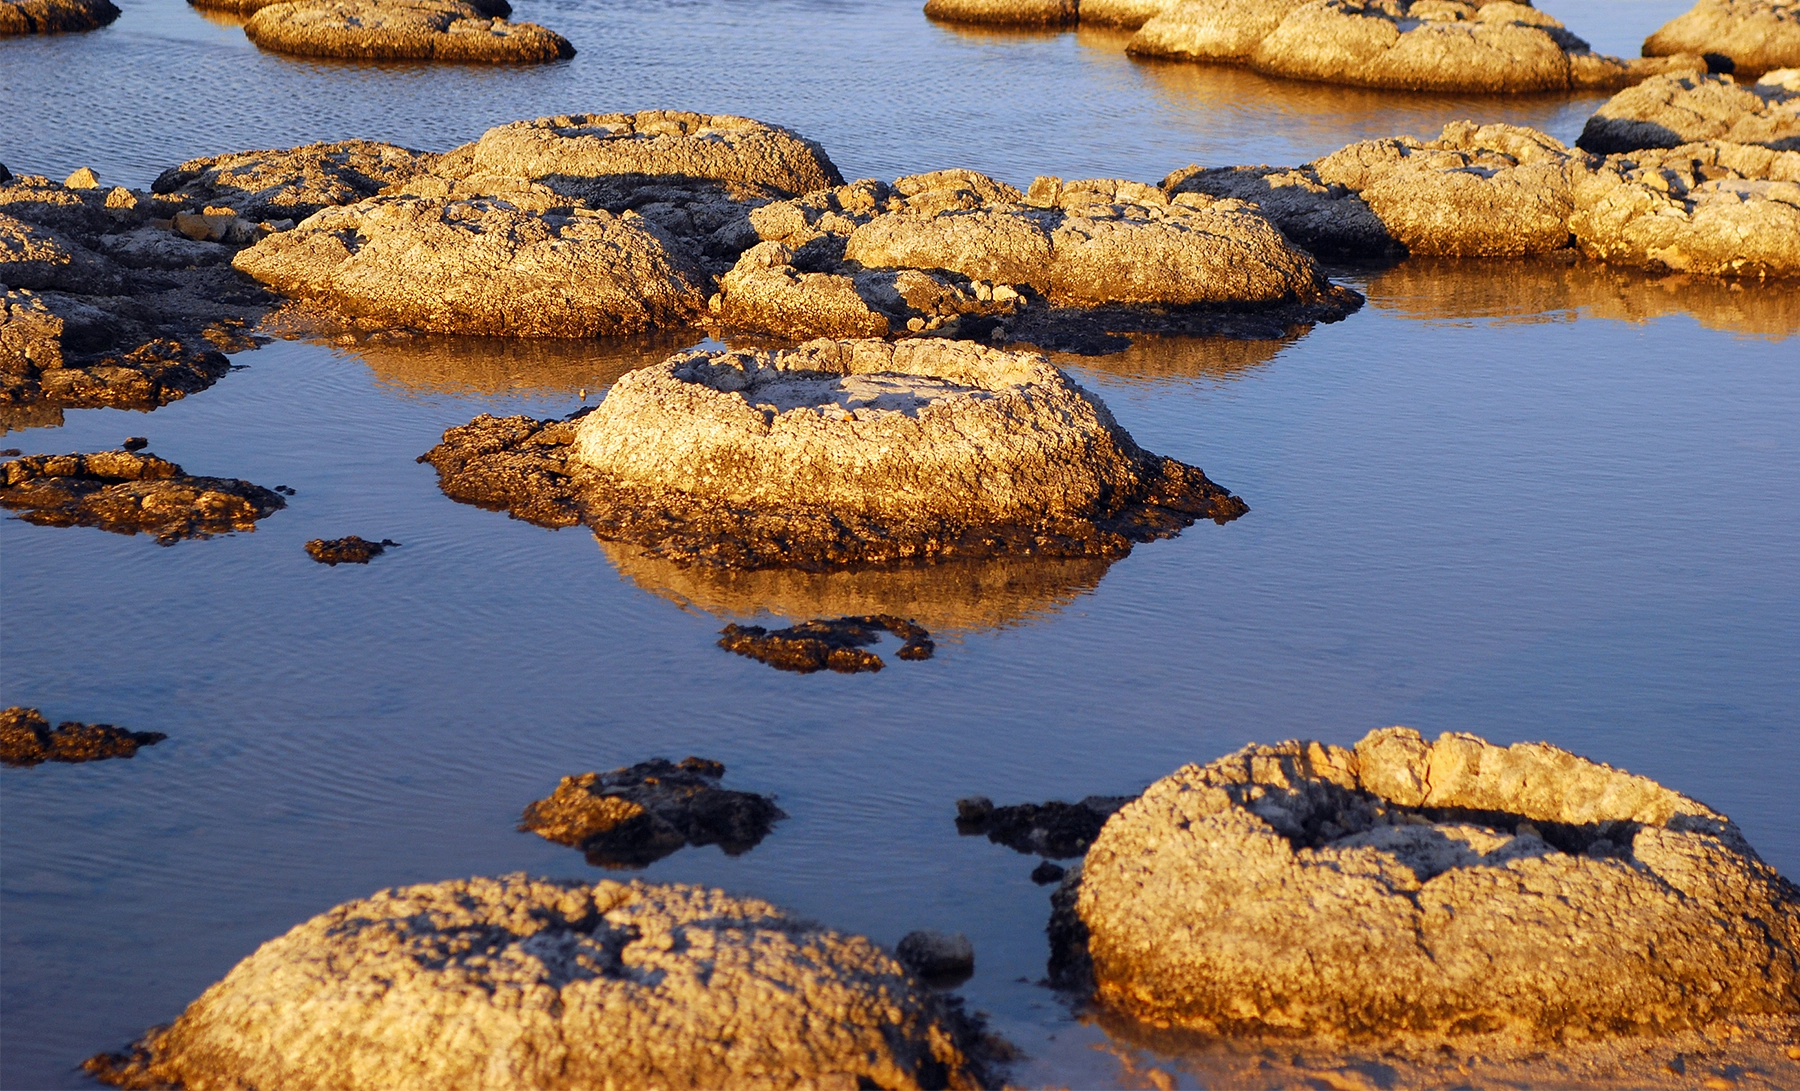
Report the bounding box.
[343,331,701,398]
[600,540,1112,635]
[1052,334,1292,385]
[1364,257,1800,340]
[0,404,68,435]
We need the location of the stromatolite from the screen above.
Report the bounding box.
[1,450,285,541]
[1578,69,1800,154]
[519,757,785,867]
[1643,0,1800,79]
[243,0,573,63]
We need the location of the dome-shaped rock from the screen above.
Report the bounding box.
[1578,70,1800,154]
[231,193,709,336]
[1643,0,1800,80]
[86,875,996,1090]
[0,0,118,34]
[244,0,573,63]
[1058,727,1800,1039]
[152,140,443,222]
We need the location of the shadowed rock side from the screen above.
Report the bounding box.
[85,876,999,1090]
[0,0,118,33]
[1,707,165,766]
[421,339,1247,570]
[1127,0,1705,92]
[1,450,284,541]
[520,758,785,868]
[152,139,442,222]
[719,615,934,673]
[956,794,1133,857]
[1644,0,1800,79]
[244,0,574,62]
[1580,69,1800,153]
[304,535,396,564]
[1055,727,1800,1040]
[189,0,507,14]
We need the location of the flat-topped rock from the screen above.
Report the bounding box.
[1057,727,1800,1038]
[1644,0,1800,79]
[189,0,506,14]
[152,140,442,222]
[1,450,285,542]
[1579,70,1800,153]
[0,0,118,33]
[922,0,1078,25]
[1080,0,1175,27]
[244,0,574,63]
[86,876,998,1090]
[520,757,785,867]
[1128,0,1704,91]
[1,707,165,766]
[232,193,708,336]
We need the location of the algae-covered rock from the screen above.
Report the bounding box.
[1578,70,1800,154]
[520,757,785,867]
[1059,727,1800,1039]
[1643,0,1800,79]
[0,450,285,541]
[86,876,997,1090]
[244,0,574,63]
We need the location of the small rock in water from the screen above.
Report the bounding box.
[1,707,166,766]
[0,451,286,543]
[719,615,934,674]
[956,794,1133,858]
[121,437,148,451]
[519,757,785,868]
[1030,860,1067,885]
[896,930,976,984]
[304,536,398,565]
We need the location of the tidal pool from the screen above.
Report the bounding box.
[3,0,1797,1088]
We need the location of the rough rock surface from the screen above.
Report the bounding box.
[304,535,397,564]
[718,615,934,673]
[1,707,165,766]
[232,193,709,336]
[1161,163,1399,257]
[0,0,119,33]
[956,794,1133,857]
[922,0,1078,25]
[520,758,785,868]
[896,931,976,983]
[1058,726,1800,1039]
[244,0,574,62]
[1643,0,1800,79]
[1080,0,1176,26]
[152,140,442,222]
[1,451,285,542]
[86,876,997,1090]
[1128,0,1705,91]
[1579,70,1800,153]
[189,0,508,14]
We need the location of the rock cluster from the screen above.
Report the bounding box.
[244,0,574,63]
[1,450,285,542]
[1056,727,1800,1039]
[1579,69,1800,153]
[0,0,118,34]
[423,340,1247,570]
[304,535,397,564]
[956,793,1133,857]
[718,615,935,673]
[1126,0,1704,92]
[1,707,165,766]
[1643,0,1800,79]
[86,875,997,1090]
[519,758,785,868]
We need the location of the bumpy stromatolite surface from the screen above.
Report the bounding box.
[1,450,285,541]
[1644,0,1800,79]
[1,707,165,766]
[189,0,508,14]
[0,0,118,33]
[244,0,574,63]
[86,876,997,1090]
[152,140,443,222]
[1128,0,1703,91]
[1580,70,1800,153]
[1058,727,1800,1039]
[521,757,785,867]
[719,615,934,673]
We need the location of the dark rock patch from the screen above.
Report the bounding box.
[1030,860,1067,885]
[718,615,933,674]
[1,707,165,766]
[896,930,976,985]
[519,757,785,868]
[304,536,398,565]
[955,793,1133,858]
[1,450,285,542]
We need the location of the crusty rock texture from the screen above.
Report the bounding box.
[1080,0,1175,27]
[232,193,709,336]
[1,707,165,766]
[152,140,442,222]
[922,0,1078,25]
[1128,0,1705,92]
[520,758,785,867]
[719,615,935,673]
[1643,0,1800,79]
[304,535,397,564]
[189,0,508,14]
[0,0,119,33]
[244,0,573,62]
[1579,70,1800,153]
[0,450,285,542]
[1058,727,1800,1040]
[956,793,1133,857]
[85,875,997,1090]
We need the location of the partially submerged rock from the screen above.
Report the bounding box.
[1057,727,1800,1038]
[520,758,785,868]
[956,794,1132,857]
[1,707,165,766]
[719,615,934,673]
[1128,0,1704,92]
[922,0,1079,26]
[244,0,574,63]
[304,535,397,564]
[0,0,119,33]
[189,0,508,15]
[1643,0,1800,80]
[423,339,1247,570]
[896,931,976,984]
[86,875,997,1090]
[152,139,443,222]
[1,450,285,541]
[1579,70,1800,154]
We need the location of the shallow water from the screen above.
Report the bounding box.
[3,1,1798,1089]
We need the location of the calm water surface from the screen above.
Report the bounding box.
[3,2,1797,1088]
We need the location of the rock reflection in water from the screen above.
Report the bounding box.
[0,403,66,435]
[599,539,1111,636]
[1365,257,1800,339]
[1051,333,1291,385]
[339,330,703,398]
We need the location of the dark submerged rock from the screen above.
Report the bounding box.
[896,930,977,985]
[955,793,1133,858]
[304,535,398,564]
[1,707,165,766]
[519,757,786,868]
[1,451,285,542]
[718,615,934,674]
